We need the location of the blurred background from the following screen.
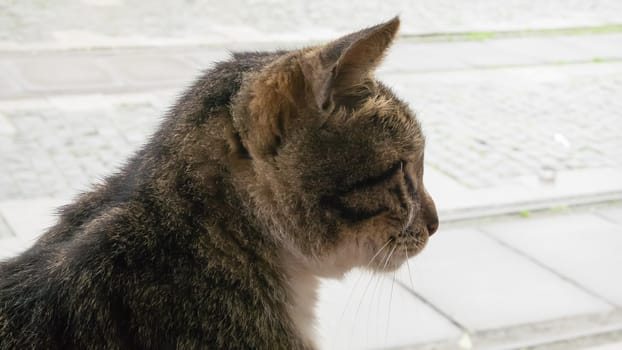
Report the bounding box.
[1,1,621,349]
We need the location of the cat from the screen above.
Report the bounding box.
[0,17,438,349]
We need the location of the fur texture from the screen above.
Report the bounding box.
[0,17,438,349]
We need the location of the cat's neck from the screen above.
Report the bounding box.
[280,251,320,349]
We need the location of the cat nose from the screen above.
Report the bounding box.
[423,188,439,236]
[427,219,439,236]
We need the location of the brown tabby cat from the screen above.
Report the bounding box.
[0,17,438,349]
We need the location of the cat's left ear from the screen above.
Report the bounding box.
[300,17,400,111]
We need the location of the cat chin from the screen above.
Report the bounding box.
[292,231,428,279]
[370,254,410,273]
[309,255,365,279]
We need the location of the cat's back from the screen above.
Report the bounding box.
[0,49,291,350]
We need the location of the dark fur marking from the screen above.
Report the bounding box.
[389,185,408,211]
[338,161,402,195]
[403,167,417,200]
[319,196,387,222]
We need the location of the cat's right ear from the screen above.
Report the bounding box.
[299,17,400,112]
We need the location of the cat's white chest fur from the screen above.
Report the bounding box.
[282,257,320,348]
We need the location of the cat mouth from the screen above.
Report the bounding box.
[397,228,428,256]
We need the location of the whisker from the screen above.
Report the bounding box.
[382,244,397,271]
[385,269,396,343]
[367,238,393,268]
[347,270,375,350]
[369,247,393,344]
[366,272,383,345]
[344,238,393,349]
[339,237,393,328]
[341,270,367,350]
[404,245,416,291]
[349,260,387,348]
[338,270,366,325]
[347,238,397,348]
[374,245,396,345]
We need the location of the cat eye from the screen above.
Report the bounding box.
[321,161,405,222]
[320,195,388,222]
[338,161,403,195]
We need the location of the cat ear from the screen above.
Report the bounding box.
[300,17,400,111]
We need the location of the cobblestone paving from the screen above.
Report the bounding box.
[2,0,622,47]
[385,66,622,188]
[0,99,162,200]
[1,62,621,199]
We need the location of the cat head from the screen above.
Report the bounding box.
[230,17,438,277]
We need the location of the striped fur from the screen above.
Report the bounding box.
[0,18,437,349]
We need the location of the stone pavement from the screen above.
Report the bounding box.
[1,33,622,219]
[2,0,622,50]
[317,205,622,350]
[1,16,622,350]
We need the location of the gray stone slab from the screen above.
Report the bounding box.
[482,213,622,307]
[103,54,198,86]
[598,206,622,225]
[382,39,541,72]
[0,112,16,135]
[14,56,120,91]
[423,41,540,68]
[317,270,461,349]
[184,50,231,70]
[0,198,66,242]
[397,228,612,331]
[0,61,23,98]
[0,214,13,238]
[0,237,32,261]
[381,42,470,72]
[558,34,622,60]
[488,36,605,63]
[582,341,622,350]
